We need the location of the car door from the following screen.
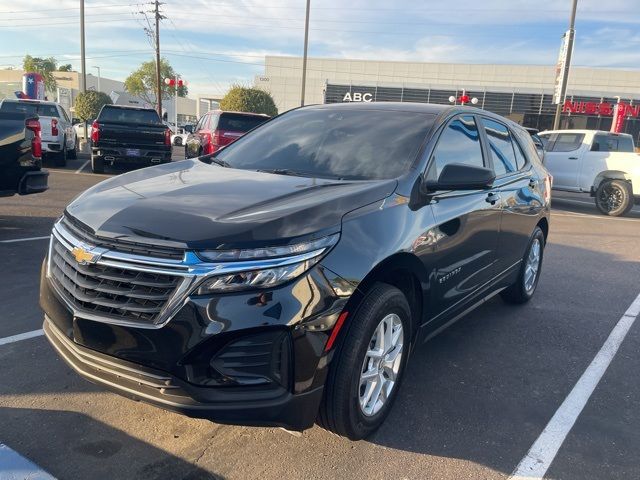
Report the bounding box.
[480,118,543,271]
[424,114,502,318]
[543,132,586,190]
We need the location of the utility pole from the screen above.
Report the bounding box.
[154,0,163,118]
[300,0,311,106]
[553,0,578,130]
[80,0,87,140]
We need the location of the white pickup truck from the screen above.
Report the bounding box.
[0,98,77,167]
[538,129,640,216]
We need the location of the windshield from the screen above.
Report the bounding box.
[0,101,58,117]
[215,108,435,180]
[99,107,162,125]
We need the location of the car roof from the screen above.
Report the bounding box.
[305,101,454,115]
[539,129,632,137]
[102,104,156,111]
[2,98,58,106]
[206,109,270,117]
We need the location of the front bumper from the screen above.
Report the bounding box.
[40,232,353,429]
[43,315,323,429]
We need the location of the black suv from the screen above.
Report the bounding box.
[40,103,551,440]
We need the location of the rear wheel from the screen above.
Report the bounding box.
[318,283,411,440]
[91,155,104,174]
[595,179,633,217]
[54,138,67,167]
[68,136,78,159]
[501,226,545,304]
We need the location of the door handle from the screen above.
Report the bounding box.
[568,156,578,160]
[485,192,501,205]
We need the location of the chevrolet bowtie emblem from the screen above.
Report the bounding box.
[72,246,100,265]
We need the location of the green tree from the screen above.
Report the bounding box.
[124,58,187,107]
[58,64,73,72]
[219,86,278,116]
[74,91,112,121]
[23,55,58,92]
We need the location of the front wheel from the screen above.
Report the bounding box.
[501,226,545,304]
[317,283,411,440]
[595,179,633,217]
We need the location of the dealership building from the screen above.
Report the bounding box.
[255,56,640,140]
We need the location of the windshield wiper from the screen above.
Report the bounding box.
[209,157,231,168]
[256,168,308,177]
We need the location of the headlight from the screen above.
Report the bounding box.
[196,234,339,293]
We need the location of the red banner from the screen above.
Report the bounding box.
[611,103,626,133]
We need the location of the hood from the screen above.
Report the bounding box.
[66,159,397,249]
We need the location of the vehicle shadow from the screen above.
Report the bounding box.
[551,194,640,219]
[366,241,640,475]
[0,407,225,480]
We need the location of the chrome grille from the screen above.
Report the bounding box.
[61,214,185,260]
[49,234,182,324]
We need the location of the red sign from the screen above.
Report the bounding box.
[611,103,626,133]
[562,100,640,118]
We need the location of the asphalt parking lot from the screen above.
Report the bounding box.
[1,152,639,480]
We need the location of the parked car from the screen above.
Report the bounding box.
[171,124,192,146]
[185,110,270,158]
[0,106,48,197]
[538,129,639,216]
[73,118,93,141]
[0,98,77,166]
[40,103,551,440]
[90,104,172,173]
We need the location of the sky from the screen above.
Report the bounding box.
[0,0,639,96]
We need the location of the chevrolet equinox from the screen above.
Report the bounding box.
[40,103,551,440]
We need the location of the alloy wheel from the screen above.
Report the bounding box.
[358,313,404,417]
[598,184,624,212]
[524,238,541,292]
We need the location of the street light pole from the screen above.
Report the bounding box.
[553,0,578,130]
[92,66,101,92]
[154,0,163,118]
[300,0,311,106]
[80,0,87,140]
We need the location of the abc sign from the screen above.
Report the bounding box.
[343,92,373,102]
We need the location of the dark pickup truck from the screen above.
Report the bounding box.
[90,104,172,173]
[0,107,48,197]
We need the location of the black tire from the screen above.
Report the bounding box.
[501,226,545,304]
[54,139,68,167]
[68,137,78,159]
[595,179,633,217]
[91,155,104,174]
[317,283,411,440]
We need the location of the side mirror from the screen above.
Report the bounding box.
[424,163,495,192]
[72,118,81,125]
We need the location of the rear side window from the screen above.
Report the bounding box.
[0,101,59,117]
[431,115,484,178]
[482,118,518,177]
[98,107,161,124]
[218,113,269,132]
[591,133,634,152]
[549,133,584,152]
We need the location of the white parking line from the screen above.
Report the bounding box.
[511,291,640,479]
[0,444,56,479]
[0,329,44,346]
[0,236,50,244]
[75,160,90,173]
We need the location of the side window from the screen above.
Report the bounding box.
[550,133,584,152]
[58,106,70,123]
[513,139,527,169]
[430,115,484,178]
[482,118,517,177]
[592,133,634,153]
